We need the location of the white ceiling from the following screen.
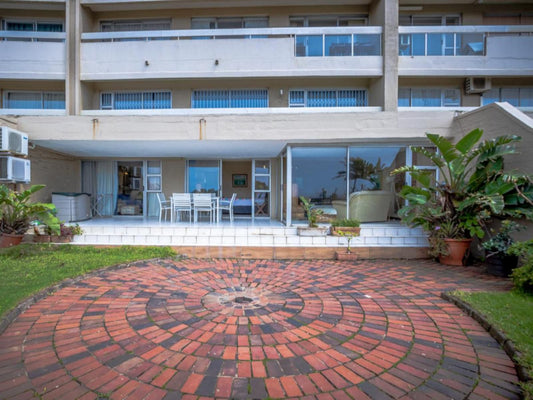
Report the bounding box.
[34,139,287,159]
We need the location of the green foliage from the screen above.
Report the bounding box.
[0,185,61,235]
[392,129,533,256]
[299,196,323,228]
[508,240,533,294]
[482,220,523,256]
[331,218,360,227]
[335,229,359,253]
[454,290,533,398]
[0,244,177,317]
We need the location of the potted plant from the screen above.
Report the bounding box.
[330,219,361,236]
[335,228,360,261]
[392,129,533,266]
[0,184,60,248]
[482,220,522,276]
[296,196,329,236]
[51,223,84,243]
[508,240,533,293]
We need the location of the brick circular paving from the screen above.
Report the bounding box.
[0,259,522,399]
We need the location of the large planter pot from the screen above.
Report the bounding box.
[439,238,473,266]
[297,226,329,236]
[51,235,73,243]
[486,254,519,277]
[331,226,361,236]
[335,251,358,261]
[0,233,24,248]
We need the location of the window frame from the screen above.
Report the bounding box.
[2,18,64,32]
[288,88,368,107]
[191,89,269,109]
[99,91,172,110]
[482,87,533,107]
[398,87,461,107]
[3,90,65,109]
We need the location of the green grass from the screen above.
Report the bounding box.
[454,290,533,398]
[0,244,177,318]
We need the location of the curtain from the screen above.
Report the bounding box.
[96,161,117,216]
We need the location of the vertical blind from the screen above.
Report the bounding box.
[289,89,367,107]
[100,92,171,110]
[192,90,268,108]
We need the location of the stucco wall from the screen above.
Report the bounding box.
[27,146,81,203]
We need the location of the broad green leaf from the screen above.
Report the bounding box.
[455,128,483,154]
[426,133,458,164]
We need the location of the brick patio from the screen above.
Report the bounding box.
[0,259,522,399]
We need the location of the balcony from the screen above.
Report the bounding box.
[398,25,533,76]
[0,31,67,80]
[80,27,382,80]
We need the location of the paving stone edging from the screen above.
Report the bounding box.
[0,257,170,336]
[441,291,532,384]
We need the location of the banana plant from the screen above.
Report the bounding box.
[0,184,61,235]
[392,128,532,241]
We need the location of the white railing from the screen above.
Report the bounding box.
[398,25,533,56]
[0,30,66,42]
[81,26,383,57]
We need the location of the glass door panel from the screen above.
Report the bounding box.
[253,159,271,218]
[116,161,144,216]
[188,160,220,194]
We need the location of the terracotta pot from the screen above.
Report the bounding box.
[0,233,24,248]
[335,251,359,261]
[331,226,361,236]
[439,238,473,266]
[33,235,51,243]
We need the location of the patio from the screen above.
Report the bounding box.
[0,258,520,399]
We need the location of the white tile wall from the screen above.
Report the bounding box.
[74,221,429,248]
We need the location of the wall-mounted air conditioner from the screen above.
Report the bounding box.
[0,156,31,183]
[0,126,29,156]
[465,77,492,94]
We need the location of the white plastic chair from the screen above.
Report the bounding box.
[172,193,192,223]
[157,193,172,222]
[192,193,213,223]
[219,193,237,223]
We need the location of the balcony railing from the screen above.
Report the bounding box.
[399,25,533,56]
[82,26,382,57]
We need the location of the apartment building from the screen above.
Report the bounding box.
[1,0,532,226]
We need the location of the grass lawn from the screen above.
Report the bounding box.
[0,244,176,318]
[454,290,533,398]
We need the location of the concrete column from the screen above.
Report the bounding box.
[370,0,399,111]
[65,0,81,115]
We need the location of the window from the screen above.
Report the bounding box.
[482,88,533,107]
[290,15,368,27]
[192,90,268,108]
[289,89,367,107]
[3,19,63,32]
[191,17,268,30]
[399,15,460,26]
[4,91,65,109]
[399,88,460,107]
[146,161,162,192]
[100,92,171,110]
[100,19,171,32]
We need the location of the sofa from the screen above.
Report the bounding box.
[331,190,394,222]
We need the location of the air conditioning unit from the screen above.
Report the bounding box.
[0,156,31,183]
[465,77,492,94]
[0,126,29,156]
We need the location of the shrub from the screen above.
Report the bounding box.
[331,218,360,227]
[508,240,533,293]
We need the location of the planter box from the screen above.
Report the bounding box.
[51,235,73,243]
[33,235,51,243]
[297,226,329,236]
[335,251,358,261]
[331,226,361,236]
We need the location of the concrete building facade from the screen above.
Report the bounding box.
[1,0,532,226]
